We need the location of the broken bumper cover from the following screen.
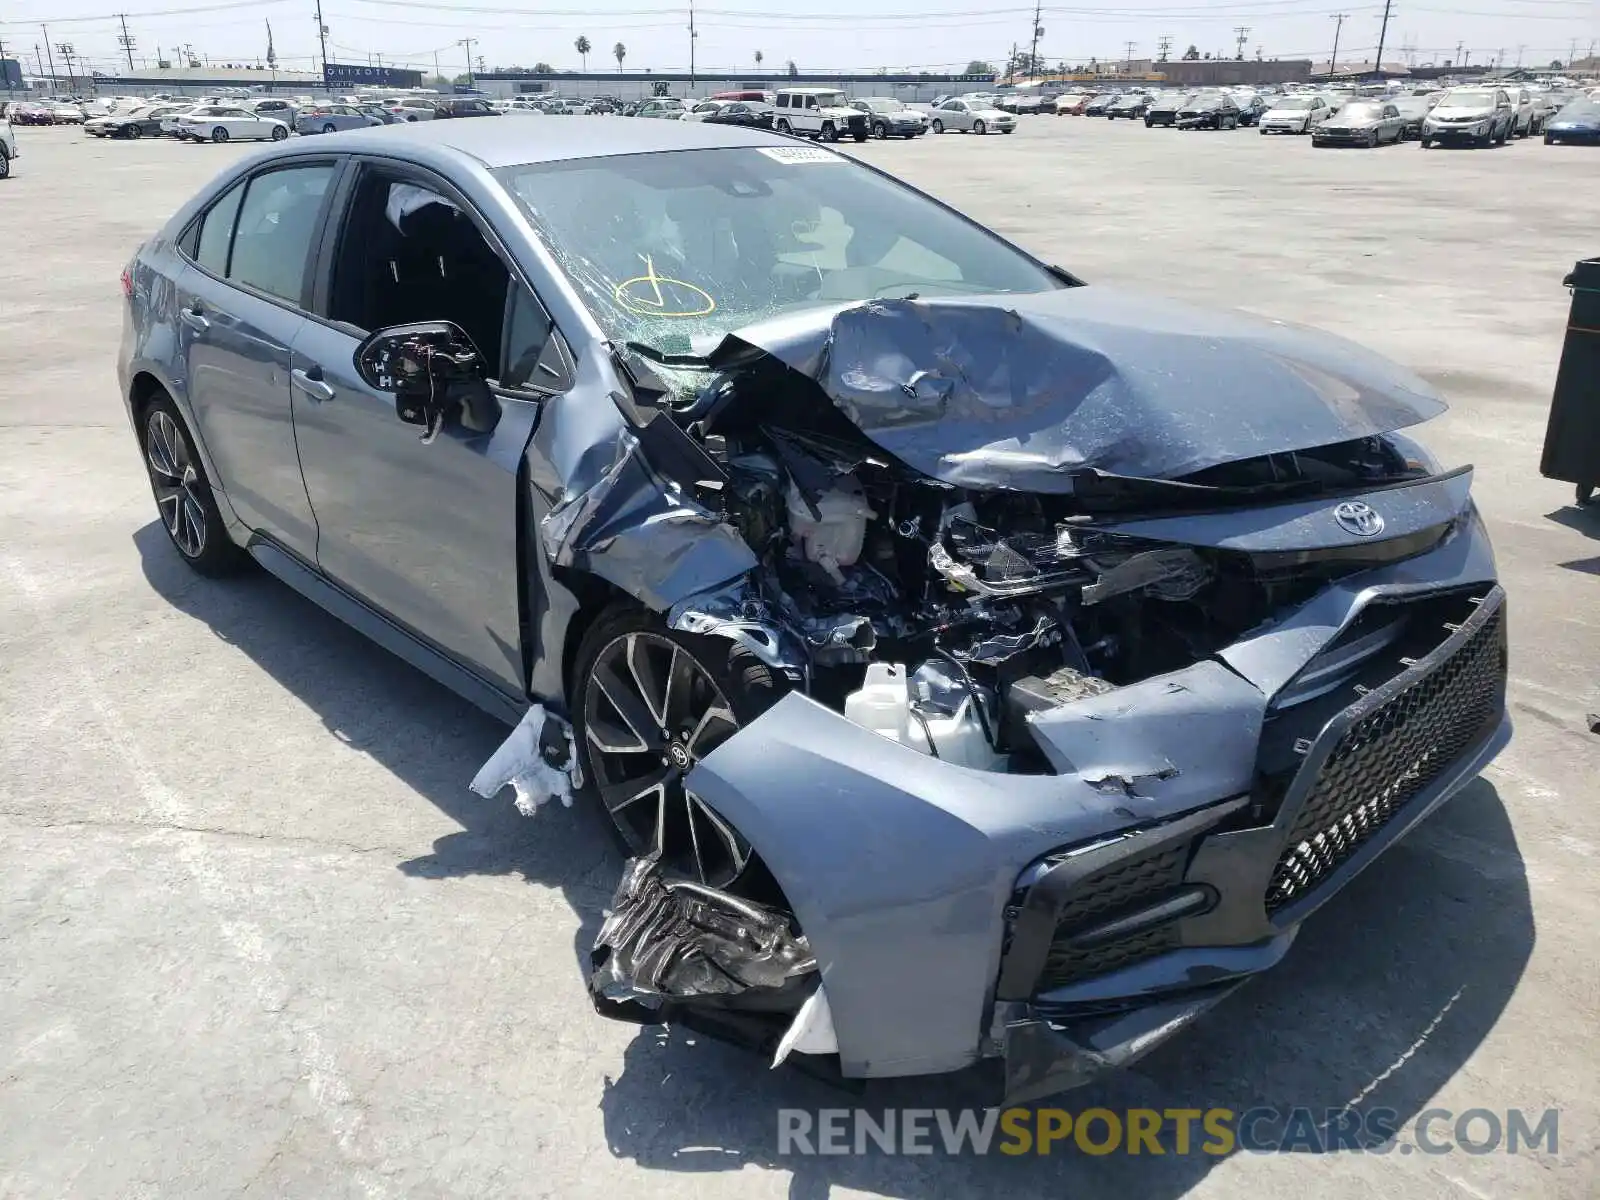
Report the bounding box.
[664,517,1507,1096]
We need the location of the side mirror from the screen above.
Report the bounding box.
[354,322,496,435]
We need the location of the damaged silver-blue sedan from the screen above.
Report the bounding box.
[119,118,1509,1102]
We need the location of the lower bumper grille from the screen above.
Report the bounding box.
[1036,844,1189,990]
[1266,593,1506,913]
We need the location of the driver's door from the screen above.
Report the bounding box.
[289,161,563,700]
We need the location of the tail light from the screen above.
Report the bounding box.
[120,265,134,299]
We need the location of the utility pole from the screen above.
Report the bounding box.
[1027,0,1042,81]
[688,0,697,85]
[1157,35,1172,63]
[1328,13,1347,77]
[434,50,441,84]
[458,37,475,87]
[1006,41,1016,83]
[1233,26,1250,60]
[57,42,75,92]
[1454,40,1463,67]
[314,0,329,78]
[1373,0,1393,75]
[41,27,57,89]
[1515,44,1525,69]
[118,14,137,73]
[1124,41,1136,70]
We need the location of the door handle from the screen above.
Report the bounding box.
[291,366,336,402]
[179,303,209,332]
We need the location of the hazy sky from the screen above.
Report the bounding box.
[3,0,1596,79]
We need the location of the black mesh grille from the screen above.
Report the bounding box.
[1265,600,1506,913]
[1036,845,1189,990]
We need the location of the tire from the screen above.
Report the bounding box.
[819,122,838,142]
[973,118,986,135]
[1577,483,1596,507]
[775,118,791,134]
[127,125,141,139]
[271,125,289,141]
[139,395,246,577]
[872,121,888,139]
[1477,129,1492,148]
[571,604,787,887]
[211,126,229,143]
[931,118,943,133]
[322,122,337,134]
[0,149,9,181]
[1145,117,1153,127]
[1001,127,1014,134]
[405,114,418,122]
[1544,132,1553,145]
[852,132,868,142]
[1368,131,1378,148]
[1419,136,1431,148]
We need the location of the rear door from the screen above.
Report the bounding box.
[174,159,342,560]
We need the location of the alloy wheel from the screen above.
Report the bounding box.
[584,631,750,887]
[145,410,207,559]
[212,127,228,143]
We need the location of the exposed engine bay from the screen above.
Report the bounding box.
[641,349,1439,775]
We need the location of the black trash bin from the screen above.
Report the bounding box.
[1539,256,1600,506]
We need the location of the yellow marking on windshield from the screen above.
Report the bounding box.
[613,253,717,318]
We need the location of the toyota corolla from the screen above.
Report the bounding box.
[118,119,1508,1101]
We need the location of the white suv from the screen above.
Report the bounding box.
[772,87,869,142]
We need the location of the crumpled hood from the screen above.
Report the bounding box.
[707,288,1446,490]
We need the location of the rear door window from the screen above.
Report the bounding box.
[227,165,337,304]
[193,179,247,276]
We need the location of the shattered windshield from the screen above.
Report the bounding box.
[498,147,1061,354]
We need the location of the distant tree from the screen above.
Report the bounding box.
[532,61,554,73]
[613,42,626,69]
[786,59,798,76]
[575,36,590,70]
[1182,44,1200,60]
[1203,51,1211,60]
[1550,59,1563,69]
[964,59,996,75]
[755,49,764,71]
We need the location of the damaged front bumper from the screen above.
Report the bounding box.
[599,513,1507,1099]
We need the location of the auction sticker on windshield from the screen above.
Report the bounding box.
[758,146,845,165]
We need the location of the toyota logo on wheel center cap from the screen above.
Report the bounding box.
[668,743,692,769]
[1333,500,1385,537]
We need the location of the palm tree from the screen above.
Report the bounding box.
[754,49,764,72]
[575,35,590,70]
[613,41,626,70]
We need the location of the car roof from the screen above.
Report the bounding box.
[264,113,789,168]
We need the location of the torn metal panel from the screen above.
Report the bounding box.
[470,704,582,816]
[710,288,1446,487]
[538,427,757,611]
[590,856,816,1007]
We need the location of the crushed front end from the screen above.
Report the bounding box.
[556,292,1508,1100]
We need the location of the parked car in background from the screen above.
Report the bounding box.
[633,97,687,120]
[683,100,733,123]
[928,96,1015,135]
[1499,87,1537,138]
[10,102,55,126]
[703,101,775,130]
[851,97,928,138]
[586,98,620,114]
[47,102,87,125]
[1236,95,1270,127]
[1420,87,1515,147]
[1145,92,1194,127]
[1544,96,1600,145]
[1176,91,1241,130]
[0,113,15,180]
[1053,92,1089,114]
[772,88,868,141]
[356,104,400,125]
[1388,95,1433,140]
[1311,100,1407,147]
[1083,93,1118,116]
[295,104,382,135]
[253,98,299,125]
[378,96,438,122]
[435,97,500,119]
[97,104,192,140]
[173,106,290,143]
[1106,94,1150,120]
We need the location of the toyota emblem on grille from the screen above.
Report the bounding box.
[1333,500,1385,537]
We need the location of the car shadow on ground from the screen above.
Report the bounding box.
[136,524,1535,1198]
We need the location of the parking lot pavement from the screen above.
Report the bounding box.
[1,122,1596,1199]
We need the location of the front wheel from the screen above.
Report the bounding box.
[1368,131,1379,148]
[1001,126,1014,134]
[872,120,888,139]
[931,119,944,133]
[1577,483,1596,507]
[573,607,786,888]
[853,131,868,142]
[1419,136,1431,148]
[211,126,229,143]
[0,150,9,180]
[270,125,289,141]
[973,118,987,135]
[322,122,337,134]
[819,122,838,142]
[126,125,142,139]
[141,397,245,577]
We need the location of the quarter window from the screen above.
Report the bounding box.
[194,179,246,276]
[228,165,337,304]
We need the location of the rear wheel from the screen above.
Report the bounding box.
[573,607,786,888]
[775,118,791,134]
[322,122,337,134]
[140,396,245,577]
[211,126,229,143]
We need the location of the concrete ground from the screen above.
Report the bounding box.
[1,118,1596,1198]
